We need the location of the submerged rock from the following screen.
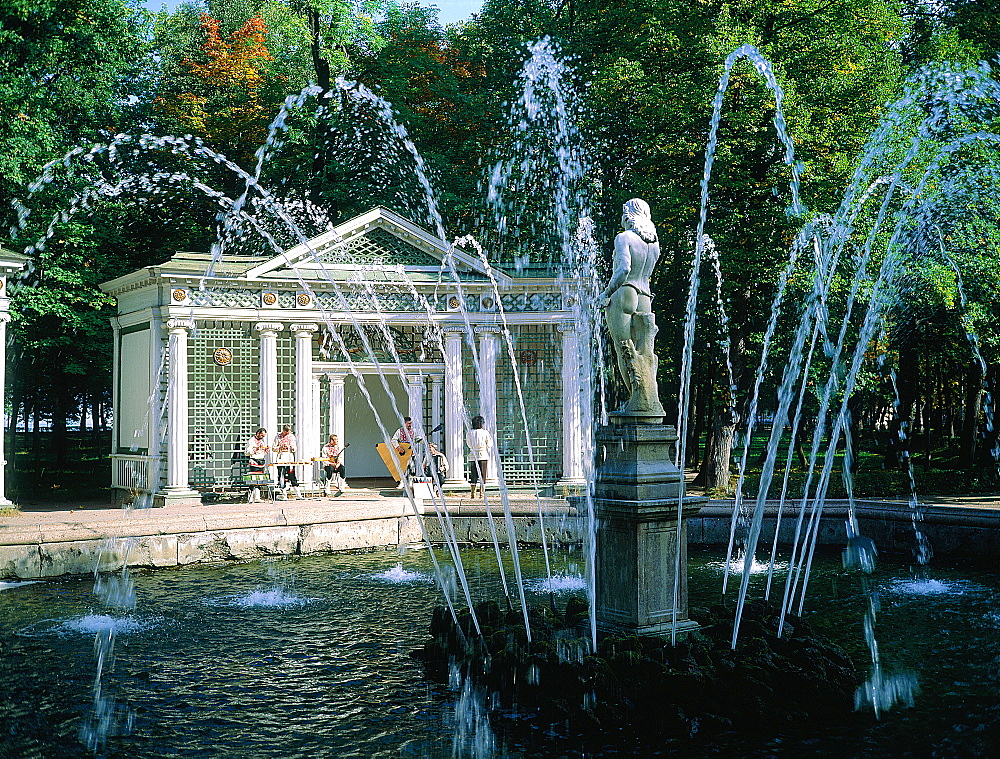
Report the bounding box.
[413,598,857,745]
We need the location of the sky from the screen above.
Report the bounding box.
[143,0,485,25]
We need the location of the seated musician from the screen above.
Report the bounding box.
[243,428,269,503]
[390,417,418,488]
[322,434,348,495]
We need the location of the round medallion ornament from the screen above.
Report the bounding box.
[448,296,461,310]
[172,288,187,302]
[297,293,311,306]
[213,347,233,366]
[262,292,278,306]
[481,296,495,310]
[519,349,538,367]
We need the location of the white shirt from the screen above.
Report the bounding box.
[392,426,414,447]
[466,428,492,461]
[273,432,296,462]
[244,436,269,461]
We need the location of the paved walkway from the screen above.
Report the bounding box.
[3,471,998,539]
[0,488,574,542]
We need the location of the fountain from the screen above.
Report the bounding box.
[2,30,1000,758]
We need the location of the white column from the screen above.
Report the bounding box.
[255,322,282,442]
[476,326,501,485]
[311,374,322,483]
[407,373,426,477]
[443,326,466,486]
[557,322,587,488]
[0,314,10,505]
[407,374,425,433]
[430,375,443,446]
[160,318,200,502]
[148,313,164,493]
[328,373,346,444]
[292,323,318,485]
[475,326,501,436]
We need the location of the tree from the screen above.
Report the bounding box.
[0,0,152,469]
[153,7,299,169]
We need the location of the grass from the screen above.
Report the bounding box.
[6,431,112,504]
[704,429,999,498]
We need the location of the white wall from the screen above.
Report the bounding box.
[342,373,409,478]
[119,328,152,451]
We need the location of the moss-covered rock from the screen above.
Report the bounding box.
[412,597,858,746]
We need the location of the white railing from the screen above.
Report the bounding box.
[111,454,153,493]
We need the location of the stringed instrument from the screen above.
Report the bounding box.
[313,442,351,464]
[376,441,412,482]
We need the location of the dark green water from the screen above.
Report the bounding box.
[0,546,997,758]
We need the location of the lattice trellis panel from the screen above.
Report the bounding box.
[188,327,258,486]
[500,292,563,312]
[276,331,297,440]
[319,227,442,267]
[493,325,562,486]
[154,332,170,491]
[315,289,425,313]
[421,375,437,438]
[189,288,258,309]
[320,324,442,364]
[318,376,331,441]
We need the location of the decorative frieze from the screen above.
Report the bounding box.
[173,284,568,314]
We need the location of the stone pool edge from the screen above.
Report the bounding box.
[0,498,583,580]
[690,499,1000,559]
[1,498,996,580]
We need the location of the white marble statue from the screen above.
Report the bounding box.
[598,198,666,418]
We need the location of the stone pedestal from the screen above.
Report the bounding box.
[153,489,203,509]
[595,418,706,639]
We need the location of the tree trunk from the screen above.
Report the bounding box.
[53,384,69,469]
[692,386,715,486]
[308,8,333,184]
[977,364,1000,470]
[701,409,736,491]
[9,383,22,437]
[92,393,103,456]
[308,9,332,94]
[31,399,41,482]
[686,380,702,468]
[958,361,983,469]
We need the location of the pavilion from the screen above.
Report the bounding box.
[100,207,589,506]
[0,249,28,505]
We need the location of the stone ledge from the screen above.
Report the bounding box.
[0,509,581,580]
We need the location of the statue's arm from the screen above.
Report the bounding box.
[598,233,632,303]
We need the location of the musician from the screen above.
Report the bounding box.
[391,417,415,454]
[391,416,420,488]
[243,428,269,503]
[321,433,348,495]
[424,441,448,494]
[273,424,302,500]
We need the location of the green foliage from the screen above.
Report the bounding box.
[0,0,149,198]
[7,0,1000,491]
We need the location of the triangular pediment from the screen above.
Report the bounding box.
[244,207,507,283]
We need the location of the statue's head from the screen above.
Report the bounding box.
[622,198,657,243]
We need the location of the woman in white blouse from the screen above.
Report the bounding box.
[466,415,493,499]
